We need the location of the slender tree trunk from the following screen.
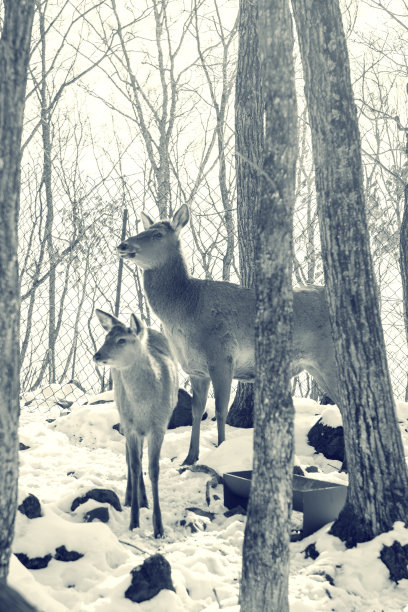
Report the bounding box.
[240,0,297,609]
[0,0,35,579]
[38,7,57,384]
[292,0,408,546]
[227,0,263,428]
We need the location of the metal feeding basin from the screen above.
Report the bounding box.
[223,470,347,537]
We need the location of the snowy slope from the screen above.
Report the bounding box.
[9,391,408,611]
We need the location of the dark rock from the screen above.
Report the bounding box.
[15,552,52,570]
[320,395,335,405]
[54,545,83,562]
[56,400,73,410]
[290,530,303,542]
[185,507,215,521]
[71,488,122,512]
[46,418,55,423]
[224,505,247,517]
[84,507,110,523]
[305,466,319,473]
[112,423,123,435]
[293,465,304,476]
[18,494,42,519]
[380,541,408,583]
[307,417,344,462]
[168,389,198,428]
[67,379,86,394]
[304,543,319,560]
[19,442,30,451]
[125,554,175,603]
[0,582,38,611]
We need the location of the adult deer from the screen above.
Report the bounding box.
[94,310,178,537]
[117,205,341,464]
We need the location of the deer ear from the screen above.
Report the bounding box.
[171,205,189,235]
[129,314,147,340]
[141,211,154,230]
[96,309,123,331]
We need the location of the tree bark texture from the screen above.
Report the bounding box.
[399,184,408,400]
[239,0,297,610]
[227,0,263,428]
[0,0,35,579]
[292,0,408,546]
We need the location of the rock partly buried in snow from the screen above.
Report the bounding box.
[54,545,84,562]
[19,442,30,451]
[15,552,52,570]
[112,422,123,435]
[307,406,344,462]
[168,388,208,428]
[84,506,110,523]
[380,541,408,583]
[304,543,319,560]
[18,494,42,519]
[125,554,175,603]
[71,488,122,512]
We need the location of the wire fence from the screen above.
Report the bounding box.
[18,170,408,409]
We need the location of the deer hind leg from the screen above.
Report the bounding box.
[147,429,166,538]
[125,442,131,506]
[138,443,148,509]
[306,354,342,408]
[126,432,144,530]
[183,376,210,465]
[209,359,233,446]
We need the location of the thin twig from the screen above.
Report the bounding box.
[213,588,222,608]
[119,539,151,555]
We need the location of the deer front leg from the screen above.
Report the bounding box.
[126,433,144,530]
[147,429,166,538]
[183,376,210,465]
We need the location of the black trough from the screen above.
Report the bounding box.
[223,470,347,537]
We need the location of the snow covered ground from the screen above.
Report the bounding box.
[9,388,408,611]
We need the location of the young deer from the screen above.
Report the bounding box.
[117,205,341,465]
[93,310,178,537]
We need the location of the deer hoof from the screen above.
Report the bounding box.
[182,452,198,465]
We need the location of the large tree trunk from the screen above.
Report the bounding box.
[400,183,408,400]
[292,0,408,546]
[227,0,263,428]
[239,0,297,609]
[0,0,35,579]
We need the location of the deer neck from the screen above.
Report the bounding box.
[143,252,192,322]
[112,355,154,402]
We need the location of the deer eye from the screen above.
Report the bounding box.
[152,232,163,239]
[117,338,126,344]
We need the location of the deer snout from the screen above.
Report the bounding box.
[93,351,106,364]
[117,241,138,258]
